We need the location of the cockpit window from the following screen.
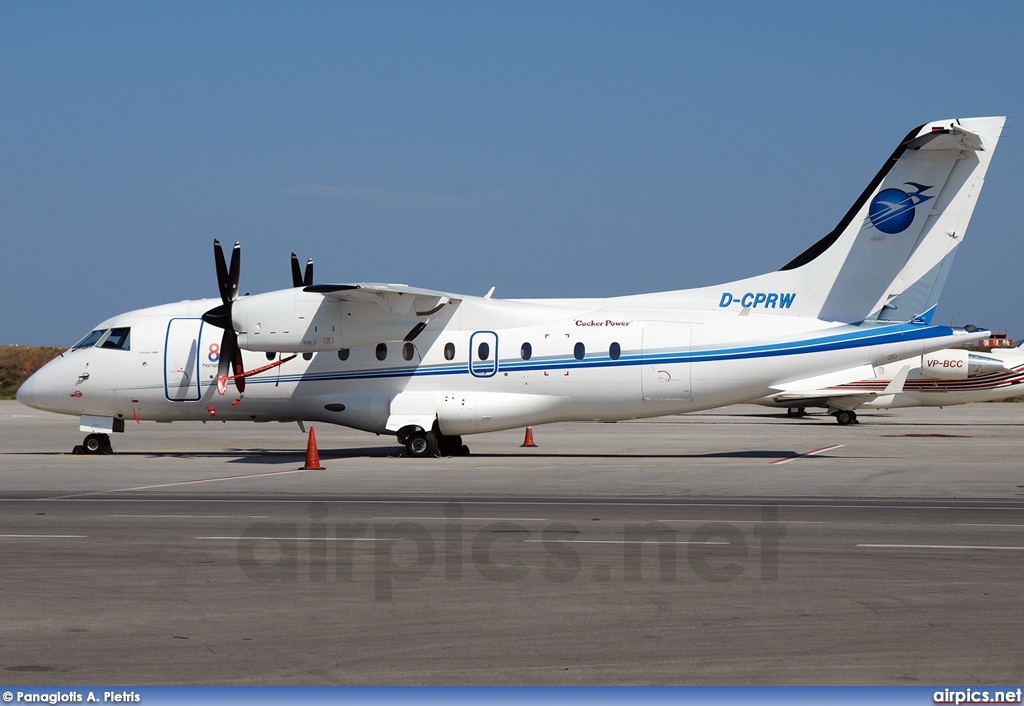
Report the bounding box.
[99,327,131,350]
[73,329,107,349]
[72,327,131,351]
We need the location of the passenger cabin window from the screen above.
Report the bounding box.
[477,341,490,361]
[402,342,415,361]
[375,343,388,361]
[609,342,621,360]
[338,348,350,361]
[444,343,456,361]
[520,342,532,360]
[573,342,585,360]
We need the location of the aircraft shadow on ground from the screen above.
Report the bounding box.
[8,447,828,462]
[474,450,820,460]
[4,446,402,463]
[167,448,817,462]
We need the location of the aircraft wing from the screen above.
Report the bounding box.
[305,283,462,315]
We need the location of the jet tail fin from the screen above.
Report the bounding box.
[787,117,1005,322]
[690,117,1005,323]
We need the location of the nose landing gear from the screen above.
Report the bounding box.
[74,433,114,455]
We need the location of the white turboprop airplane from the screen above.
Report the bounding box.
[756,343,1024,424]
[16,116,1006,456]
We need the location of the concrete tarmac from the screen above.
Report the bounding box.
[2,401,1023,684]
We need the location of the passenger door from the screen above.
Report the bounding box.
[164,318,203,401]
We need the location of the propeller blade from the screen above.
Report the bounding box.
[291,252,314,287]
[214,240,241,304]
[214,239,230,304]
[215,330,246,394]
[404,321,427,341]
[231,337,246,393]
[227,241,240,302]
[217,329,234,382]
[201,302,232,328]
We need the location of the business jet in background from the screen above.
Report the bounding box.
[756,343,1024,424]
[17,117,1006,456]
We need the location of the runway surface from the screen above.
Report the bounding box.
[2,401,1023,684]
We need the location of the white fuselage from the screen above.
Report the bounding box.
[17,292,980,437]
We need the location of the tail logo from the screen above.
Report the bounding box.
[868,182,934,234]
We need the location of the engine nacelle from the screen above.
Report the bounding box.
[919,349,1006,380]
[232,288,427,352]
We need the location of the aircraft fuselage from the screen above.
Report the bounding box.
[18,294,978,438]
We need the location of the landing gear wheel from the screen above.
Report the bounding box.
[834,410,857,426]
[82,433,113,454]
[405,430,439,458]
[436,434,467,456]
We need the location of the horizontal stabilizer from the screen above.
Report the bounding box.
[881,364,911,394]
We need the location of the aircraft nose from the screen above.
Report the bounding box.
[16,360,68,413]
[16,372,38,408]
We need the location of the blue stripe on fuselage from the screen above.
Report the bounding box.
[236,322,956,388]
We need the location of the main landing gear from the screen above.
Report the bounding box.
[832,409,859,426]
[398,428,470,458]
[74,433,114,455]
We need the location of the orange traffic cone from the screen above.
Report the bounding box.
[300,426,325,470]
[520,426,537,448]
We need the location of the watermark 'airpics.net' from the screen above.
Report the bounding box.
[232,503,785,601]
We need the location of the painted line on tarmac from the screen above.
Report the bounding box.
[656,518,828,524]
[524,539,731,545]
[17,498,1024,513]
[50,467,327,498]
[372,516,550,522]
[857,543,1024,551]
[194,536,732,546]
[107,514,271,519]
[769,444,845,465]
[198,536,388,541]
[0,534,88,539]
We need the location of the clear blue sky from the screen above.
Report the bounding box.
[3,1,1022,346]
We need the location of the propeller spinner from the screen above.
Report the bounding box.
[202,240,246,393]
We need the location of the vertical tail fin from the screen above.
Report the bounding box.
[688,118,1006,322]
[780,117,1005,322]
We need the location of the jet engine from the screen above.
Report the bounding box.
[919,349,1006,380]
